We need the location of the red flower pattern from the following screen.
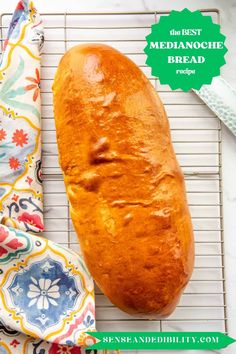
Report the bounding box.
[9,157,20,170]
[49,343,81,354]
[0,227,23,258]
[12,129,28,147]
[18,212,44,230]
[12,194,19,202]
[26,176,33,185]
[0,128,6,142]
[10,339,20,348]
[25,68,40,101]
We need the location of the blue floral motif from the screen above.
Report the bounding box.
[8,258,81,332]
[83,315,95,328]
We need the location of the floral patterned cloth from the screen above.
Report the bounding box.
[0,331,89,354]
[0,0,44,233]
[0,321,98,354]
[0,327,119,354]
[0,224,96,350]
[0,2,98,354]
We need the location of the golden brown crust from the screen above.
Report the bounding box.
[53,44,194,318]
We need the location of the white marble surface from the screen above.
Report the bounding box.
[1,0,236,353]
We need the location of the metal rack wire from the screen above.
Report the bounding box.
[0,9,227,335]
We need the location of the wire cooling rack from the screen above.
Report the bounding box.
[0,10,228,336]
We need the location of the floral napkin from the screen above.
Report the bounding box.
[0,0,44,233]
[0,1,98,353]
[0,330,90,354]
[0,224,96,349]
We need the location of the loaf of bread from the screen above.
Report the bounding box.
[53,44,194,318]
